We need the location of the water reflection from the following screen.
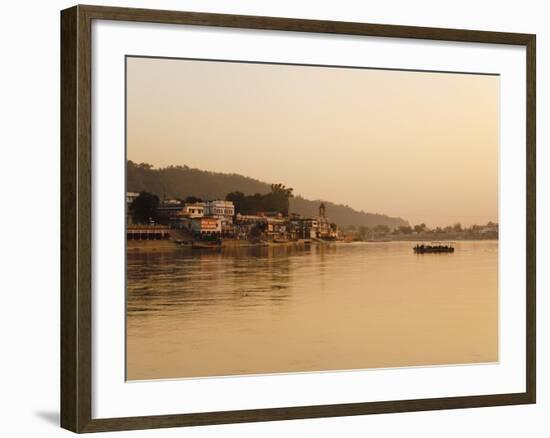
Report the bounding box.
[127,241,498,380]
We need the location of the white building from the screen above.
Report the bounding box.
[205,200,235,219]
[182,202,205,218]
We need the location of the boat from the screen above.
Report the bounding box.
[273,238,289,244]
[192,240,221,249]
[413,242,455,254]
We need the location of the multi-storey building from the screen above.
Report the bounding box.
[205,200,235,219]
[182,202,205,218]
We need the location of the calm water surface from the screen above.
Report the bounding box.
[126,241,498,380]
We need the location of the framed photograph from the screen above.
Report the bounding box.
[60,5,536,433]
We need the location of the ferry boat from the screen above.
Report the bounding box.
[413,242,455,254]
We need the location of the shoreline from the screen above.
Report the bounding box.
[127,236,498,252]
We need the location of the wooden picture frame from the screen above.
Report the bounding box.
[61,4,536,433]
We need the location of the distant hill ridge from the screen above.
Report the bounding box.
[127,161,408,229]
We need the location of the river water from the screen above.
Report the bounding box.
[126,240,498,380]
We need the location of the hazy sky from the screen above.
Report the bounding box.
[127,57,499,228]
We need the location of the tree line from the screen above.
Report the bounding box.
[346,221,498,240]
[226,184,294,216]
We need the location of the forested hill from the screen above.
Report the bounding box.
[127,161,408,229]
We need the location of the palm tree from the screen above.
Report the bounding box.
[270,183,294,198]
[270,184,294,216]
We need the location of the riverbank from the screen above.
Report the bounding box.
[127,233,498,252]
[127,237,317,251]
